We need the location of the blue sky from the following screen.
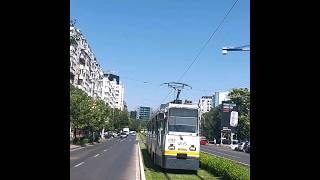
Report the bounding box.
[70,0,250,111]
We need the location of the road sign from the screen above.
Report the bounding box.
[230,111,238,127]
[221,101,238,133]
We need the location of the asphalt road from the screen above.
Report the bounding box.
[200,144,250,166]
[70,135,139,180]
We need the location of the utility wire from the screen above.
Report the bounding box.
[121,75,249,93]
[177,0,240,83]
[127,0,240,108]
[121,76,150,84]
[158,0,240,105]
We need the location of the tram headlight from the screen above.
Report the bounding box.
[189,145,196,151]
[168,144,175,150]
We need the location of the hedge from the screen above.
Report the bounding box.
[80,138,90,145]
[200,152,250,180]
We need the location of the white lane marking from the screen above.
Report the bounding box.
[94,154,100,157]
[103,147,111,151]
[70,147,85,152]
[201,147,241,159]
[74,162,85,167]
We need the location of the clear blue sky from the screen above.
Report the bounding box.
[70,0,250,111]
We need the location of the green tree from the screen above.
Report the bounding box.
[228,88,250,115]
[201,105,222,141]
[129,118,145,132]
[70,85,92,139]
[70,84,134,140]
[228,88,250,141]
[90,99,111,135]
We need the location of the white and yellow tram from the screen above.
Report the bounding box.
[146,102,200,170]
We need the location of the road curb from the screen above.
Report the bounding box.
[137,142,146,180]
[70,139,110,151]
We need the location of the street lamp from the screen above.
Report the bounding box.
[222,45,250,55]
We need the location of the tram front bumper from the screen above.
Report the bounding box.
[163,155,199,170]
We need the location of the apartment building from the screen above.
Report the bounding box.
[70,23,124,110]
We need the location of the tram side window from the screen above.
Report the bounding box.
[164,119,168,134]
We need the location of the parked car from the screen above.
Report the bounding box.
[120,132,127,138]
[230,140,239,150]
[200,139,209,145]
[243,142,250,153]
[104,132,113,138]
[236,142,246,151]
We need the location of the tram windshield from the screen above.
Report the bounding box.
[168,108,198,133]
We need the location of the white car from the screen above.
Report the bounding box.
[120,133,127,138]
[111,132,118,138]
[230,140,239,150]
[237,142,246,151]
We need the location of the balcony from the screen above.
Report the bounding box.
[77,79,83,86]
[70,67,75,74]
[79,57,85,65]
[78,74,84,80]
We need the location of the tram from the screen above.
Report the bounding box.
[146,100,200,170]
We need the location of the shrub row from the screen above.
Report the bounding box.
[72,136,100,145]
[200,152,250,180]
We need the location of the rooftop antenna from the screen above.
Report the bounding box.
[161,82,192,101]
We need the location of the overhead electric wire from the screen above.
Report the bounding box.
[234,44,250,49]
[157,0,240,105]
[125,0,240,108]
[177,0,240,83]
[121,76,150,84]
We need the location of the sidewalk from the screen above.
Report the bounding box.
[207,143,232,150]
[70,144,80,150]
[70,138,109,150]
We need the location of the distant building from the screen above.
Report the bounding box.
[130,111,138,119]
[198,96,213,118]
[123,101,128,111]
[138,106,152,121]
[102,73,125,110]
[213,91,230,107]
